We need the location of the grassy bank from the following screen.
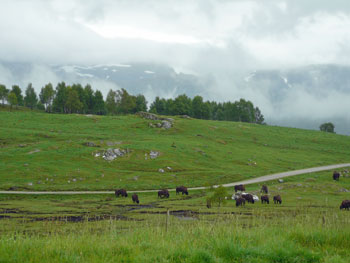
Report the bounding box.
[1,110,350,191]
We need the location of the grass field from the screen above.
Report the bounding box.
[1,110,350,191]
[1,109,350,262]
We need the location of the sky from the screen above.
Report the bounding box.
[1,0,350,133]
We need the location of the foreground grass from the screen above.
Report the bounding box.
[1,110,350,191]
[1,216,349,263]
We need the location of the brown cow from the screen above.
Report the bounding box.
[261,195,269,204]
[242,193,254,204]
[115,189,128,198]
[261,185,268,194]
[340,200,350,210]
[132,194,139,204]
[158,189,169,198]
[333,171,340,181]
[273,195,282,204]
[236,197,246,207]
[176,186,188,195]
[234,184,245,192]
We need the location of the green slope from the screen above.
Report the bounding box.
[0,110,349,191]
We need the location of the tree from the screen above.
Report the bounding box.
[208,185,228,207]
[320,122,335,133]
[192,95,204,119]
[93,90,106,115]
[71,83,87,113]
[105,89,117,115]
[149,96,166,114]
[135,94,147,112]
[11,85,23,106]
[116,89,136,114]
[84,84,95,114]
[52,82,68,113]
[0,84,9,105]
[65,87,83,113]
[254,107,265,124]
[39,83,55,112]
[7,92,17,109]
[24,83,38,110]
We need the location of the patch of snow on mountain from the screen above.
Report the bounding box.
[76,72,94,78]
[112,69,118,72]
[144,70,155,74]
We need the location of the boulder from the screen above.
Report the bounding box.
[150,151,160,159]
[161,120,172,129]
[137,112,160,120]
[102,148,127,161]
[85,142,97,147]
[159,168,165,173]
[278,179,284,183]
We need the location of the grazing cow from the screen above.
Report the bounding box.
[242,193,254,204]
[206,199,212,209]
[176,186,189,195]
[340,200,350,210]
[333,171,340,181]
[234,184,245,192]
[261,185,268,194]
[158,189,169,198]
[261,195,269,204]
[132,194,139,204]
[273,195,282,204]
[115,189,128,198]
[236,197,246,207]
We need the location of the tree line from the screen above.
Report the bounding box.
[0,82,264,124]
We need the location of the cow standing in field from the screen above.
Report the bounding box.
[242,193,254,204]
[115,189,128,198]
[234,184,245,192]
[261,195,269,204]
[176,186,188,195]
[236,197,246,207]
[158,189,170,198]
[340,200,350,210]
[261,185,268,194]
[132,194,139,204]
[273,195,282,204]
[333,171,340,181]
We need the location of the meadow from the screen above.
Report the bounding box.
[1,109,350,262]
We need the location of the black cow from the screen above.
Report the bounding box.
[176,186,188,195]
[234,184,245,192]
[261,195,269,204]
[158,189,169,198]
[340,200,350,210]
[261,185,268,194]
[333,171,340,181]
[273,195,282,204]
[236,197,246,207]
[242,193,254,204]
[115,189,128,198]
[132,194,139,204]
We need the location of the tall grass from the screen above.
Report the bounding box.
[1,210,349,263]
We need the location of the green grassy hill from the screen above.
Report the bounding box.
[1,110,349,191]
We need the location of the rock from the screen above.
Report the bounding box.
[278,179,284,183]
[167,166,172,170]
[156,123,162,128]
[113,148,126,157]
[94,153,101,157]
[85,142,97,147]
[28,182,33,186]
[150,151,160,159]
[137,112,160,120]
[133,176,139,181]
[67,180,70,183]
[297,183,302,187]
[148,123,155,128]
[72,178,77,182]
[101,174,104,178]
[161,120,172,129]
[297,197,302,200]
[339,188,350,192]
[159,168,165,173]
[18,144,26,148]
[23,163,29,167]
[28,149,40,154]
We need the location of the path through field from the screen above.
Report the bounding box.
[0,163,349,195]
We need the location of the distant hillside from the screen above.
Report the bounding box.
[0,110,349,191]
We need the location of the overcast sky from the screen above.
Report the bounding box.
[1,0,350,133]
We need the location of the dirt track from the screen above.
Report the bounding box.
[0,163,349,195]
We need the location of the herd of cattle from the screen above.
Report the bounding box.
[114,171,350,210]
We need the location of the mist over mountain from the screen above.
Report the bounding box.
[0,61,349,135]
